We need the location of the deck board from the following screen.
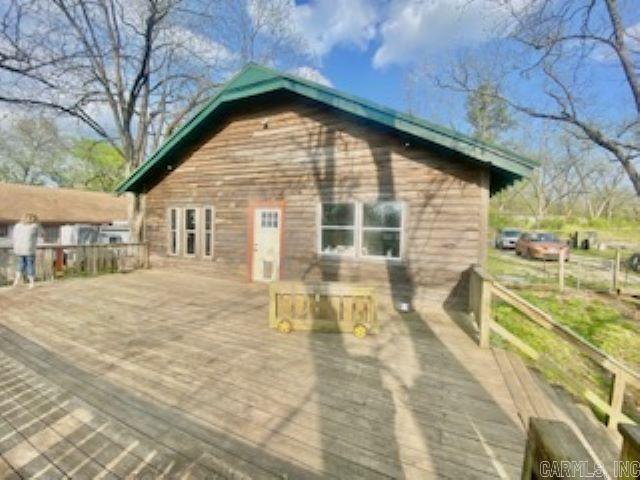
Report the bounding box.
[0,270,527,478]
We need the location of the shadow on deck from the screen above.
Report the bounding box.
[0,269,527,479]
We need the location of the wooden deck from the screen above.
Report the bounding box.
[0,270,528,479]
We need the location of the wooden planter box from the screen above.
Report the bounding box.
[269,282,378,336]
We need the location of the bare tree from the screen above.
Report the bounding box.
[0,0,223,238]
[217,0,303,65]
[445,0,640,196]
[0,0,305,239]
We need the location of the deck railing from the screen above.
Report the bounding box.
[522,419,640,479]
[619,423,640,479]
[521,418,607,479]
[469,265,640,432]
[0,243,149,286]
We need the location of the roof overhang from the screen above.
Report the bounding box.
[116,64,536,196]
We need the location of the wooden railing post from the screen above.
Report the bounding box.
[469,266,492,348]
[612,248,621,293]
[618,423,640,479]
[478,274,491,348]
[608,370,627,431]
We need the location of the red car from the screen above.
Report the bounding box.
[515,232,570,261]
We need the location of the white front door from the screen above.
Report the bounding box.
[252,208,281,282]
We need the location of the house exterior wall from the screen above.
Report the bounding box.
[144,97,489,307]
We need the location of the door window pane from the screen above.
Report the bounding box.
[261,211,278,228]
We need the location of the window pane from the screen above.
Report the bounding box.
[44,226,59,243]
[185,209,196,230]
[205,209,212,230]
[321,229,354,254]
[186,232,196,254]
[362,230,400,258]
[322,204,354,226]
[261,211,278,228]
[363,203,401,228]
[205,233,211,256]
[171,232,177,254]
[171,209,176,229]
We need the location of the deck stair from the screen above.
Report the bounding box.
[493,348,619,477]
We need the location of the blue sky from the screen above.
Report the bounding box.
[284,0,640,145]
[321,45,406,110]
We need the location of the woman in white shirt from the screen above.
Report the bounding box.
[12,213,41,289]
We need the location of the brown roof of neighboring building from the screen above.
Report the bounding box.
[0,182,128,224]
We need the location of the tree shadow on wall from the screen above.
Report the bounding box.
[270,101,524,478]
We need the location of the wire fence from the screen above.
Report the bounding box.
[492,248,640,296]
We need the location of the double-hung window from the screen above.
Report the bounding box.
[203,207,214,258]
[184,208,198,256]
[320,203,356,256]
[168,208,180,255]
[319,201,404,260]
[361,202,402,259]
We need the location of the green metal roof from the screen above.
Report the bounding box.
[116,63,536,195]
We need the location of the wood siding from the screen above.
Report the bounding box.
[144,96,487,307]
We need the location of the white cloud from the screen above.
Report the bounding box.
[373,0,512,68]
[289,66,333,86]
[292,0,380,58]
[162,26,237,66]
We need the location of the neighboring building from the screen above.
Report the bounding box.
[117,64,535,306]
[0,182,129,247]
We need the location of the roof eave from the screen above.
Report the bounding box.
[117,65,536,194]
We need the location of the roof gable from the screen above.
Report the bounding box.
[117,63,536,195]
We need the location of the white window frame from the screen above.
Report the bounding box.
[202,206,215,259]
[183,207,199,258]
[359,201,404,261]
[317,202,358,258]
[168,207,181,256]
[317,201,405,262]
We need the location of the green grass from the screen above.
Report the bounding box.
[487,249,559,286]
[518,290,640,366]
[492,288,640,420]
